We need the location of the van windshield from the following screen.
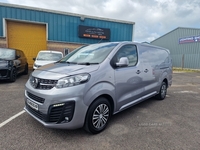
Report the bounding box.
[60,43,118,64]
[0,48,15,60]
[37,52,63,61]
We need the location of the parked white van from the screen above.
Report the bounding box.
[33,50,63,70]
[25,42,172,134]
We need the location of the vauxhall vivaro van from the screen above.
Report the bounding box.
[24,41,172,134]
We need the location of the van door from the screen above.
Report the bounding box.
[142,62,157,95]
[111,44,145,111]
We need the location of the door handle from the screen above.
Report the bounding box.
[144,69,148,73]
[136,70,141,74]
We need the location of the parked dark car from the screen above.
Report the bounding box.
[0,48,28,82]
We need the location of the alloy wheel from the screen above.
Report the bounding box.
[92,104,109,129]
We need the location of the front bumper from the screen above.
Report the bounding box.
[24,81,89,129]
[0,68,11,80]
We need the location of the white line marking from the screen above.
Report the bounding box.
[0,110,25,128]
[173,91,198,94]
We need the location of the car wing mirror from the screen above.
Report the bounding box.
[16,55,21,59]
[116,57,129,67]
[33,58,36,61]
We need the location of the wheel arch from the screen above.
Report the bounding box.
[163,78,168,88]
[91,94,115,115]
[83,81,116,112]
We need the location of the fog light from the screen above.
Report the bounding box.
[61,117,70,123]
[65,117,69,121]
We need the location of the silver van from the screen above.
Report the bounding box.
[24,42,172,134]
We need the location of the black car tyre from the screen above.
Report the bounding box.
[23,63,28,75]
[9,68,17,82]
[84,97,111,134]
[155,81,167,100]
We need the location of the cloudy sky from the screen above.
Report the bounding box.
[0,0,200,42]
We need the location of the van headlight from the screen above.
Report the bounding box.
[56,73,90,88]
[34,63,41,68]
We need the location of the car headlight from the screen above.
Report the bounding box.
[34,63,38,67]
[8,60,13,66]
[56,73,90,88]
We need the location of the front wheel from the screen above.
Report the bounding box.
[9,68,17,82]
[84,97,111,134]
[155,81,167,100]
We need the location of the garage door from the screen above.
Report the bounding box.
[7,20,47,68]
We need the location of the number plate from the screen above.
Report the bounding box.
[27,99,38,111]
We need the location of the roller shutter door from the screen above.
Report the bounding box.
[7,21,47,68]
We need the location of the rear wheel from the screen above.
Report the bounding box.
[84,97,111,134]
[155,81,167,100]
[9,68,17,82]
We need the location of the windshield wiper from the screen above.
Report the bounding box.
[77,62,99,65]
[59,61,77,64]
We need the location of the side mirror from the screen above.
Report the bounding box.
[33,58,36,61]
[16,55,21,59]
[116,57,129,67]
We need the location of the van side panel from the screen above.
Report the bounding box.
[138,44,172,95]
[83,82,116,107]
[83,64,117,112]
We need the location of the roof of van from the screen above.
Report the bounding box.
[38,50,63,54]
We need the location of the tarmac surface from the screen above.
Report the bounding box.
[0,71,200,150]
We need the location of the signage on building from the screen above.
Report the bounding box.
[179,35,200,44]
[78,25,110,40]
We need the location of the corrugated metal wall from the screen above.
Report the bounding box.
[0,4,134,44]
[151,28,200,69]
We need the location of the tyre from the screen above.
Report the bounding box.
[155,81,167,100]
[84,97,111,134]
[23,63,28,75]
[9,68,17,82]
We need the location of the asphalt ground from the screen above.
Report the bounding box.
[0,71,200,150]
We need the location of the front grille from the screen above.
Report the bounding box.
[30,76,58,90]
[0,69,8,76]
[27,91,45,103]
[37,78,58,90]
[26,104,46,121]
[49,101,75,123]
